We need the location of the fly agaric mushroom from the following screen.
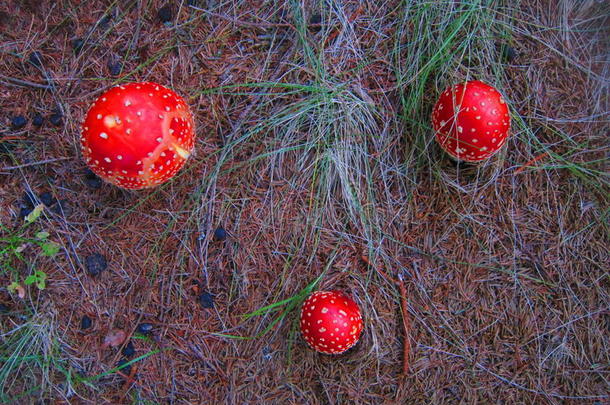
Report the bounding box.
[300,290,363,354]
[431,80,510,162]
[80,81,195,189]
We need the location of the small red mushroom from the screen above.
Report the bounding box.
[431,80,511,162]
[300,290,363,355]
[80,81,195,189]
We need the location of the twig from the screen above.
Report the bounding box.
[129,0,143,51]
[514,152,548,174]
[189,6,295,30]
[1,157,71,171]
[397,273,411,375]
[121,364,138,391]
[0,74,53,90]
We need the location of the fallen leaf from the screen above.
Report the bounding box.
[102,329,127,349]
[8,282,25,299]
[15,243,28,253]
[35,231,50,239]
[41,241,60,256]
[24,204,44,224]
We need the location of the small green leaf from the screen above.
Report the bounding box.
[35,231,50,240]
[40,242,60,256]
[7,282,21,293]
[24,275,37,285]
[24,204,44,224]
[24,270,47,290]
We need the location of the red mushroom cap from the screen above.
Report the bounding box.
[431,80,510,162]
[300,290,363,354]
[80,81,195,189]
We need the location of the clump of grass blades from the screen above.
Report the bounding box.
[0,308,164,401]
[393,1,514,175]
[0,311,73,401]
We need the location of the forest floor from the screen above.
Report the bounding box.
[0,0,608,404]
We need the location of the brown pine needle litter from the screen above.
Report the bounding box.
[0,0,608,403]
[397,274,411,376]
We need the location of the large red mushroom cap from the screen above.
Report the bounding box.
[300,290,363,355]
[80,81,195,189]
[431,80,510,162]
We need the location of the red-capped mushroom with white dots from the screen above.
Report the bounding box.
[80,81,195,189]
[300,291,363,355]
[431,80,511,162]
